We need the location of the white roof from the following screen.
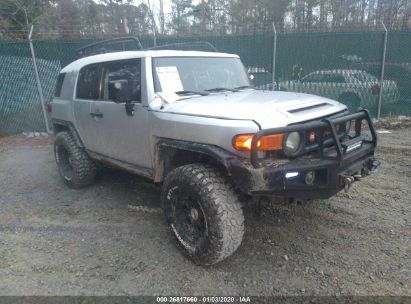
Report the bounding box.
[61,50,239,73]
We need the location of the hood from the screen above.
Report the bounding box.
[160,90,347,129]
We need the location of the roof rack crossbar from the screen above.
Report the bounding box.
[148,41,217,52]
[75,36,144,59]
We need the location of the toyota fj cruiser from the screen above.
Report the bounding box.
[51,38,380,265]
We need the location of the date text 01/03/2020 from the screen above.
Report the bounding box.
[156,296,252,303]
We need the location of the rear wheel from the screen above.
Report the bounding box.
[161,164,244,265]
[54,131,96,188]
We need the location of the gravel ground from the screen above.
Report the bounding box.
[0,129,410,296]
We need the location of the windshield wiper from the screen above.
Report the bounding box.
[205,87,239,93]
[175,90,209,96]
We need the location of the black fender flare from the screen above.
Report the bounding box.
[155,138,239,175]
[51,119,84,148]
[154,138,255,193]
[154,138,232,173]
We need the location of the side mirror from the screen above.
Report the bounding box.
[108,79,131,103]
[108,79,135,116]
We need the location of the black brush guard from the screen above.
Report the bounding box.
[250,109,377,169]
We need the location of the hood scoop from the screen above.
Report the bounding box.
[287,102,332,115]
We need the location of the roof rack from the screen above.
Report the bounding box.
[149,41,218,52]
[75,36,144,59]
[75,38,218,59]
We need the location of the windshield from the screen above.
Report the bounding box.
[153,57,250,94]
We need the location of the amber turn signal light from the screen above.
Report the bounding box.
[233,134,284,151]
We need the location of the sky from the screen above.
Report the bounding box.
[129,0,201,17]
[127,0,201,30]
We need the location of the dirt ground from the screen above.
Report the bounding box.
[0,129,409,296]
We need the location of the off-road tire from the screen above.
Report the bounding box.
[54,131,96,188]
[161,164,244,265]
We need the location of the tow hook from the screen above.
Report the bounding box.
[353,174,362,181]
[342,175,355,192]
[341,159,380,193]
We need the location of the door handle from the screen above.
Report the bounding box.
[90,112,103,118]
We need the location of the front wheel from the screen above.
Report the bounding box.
[161,164,244,265]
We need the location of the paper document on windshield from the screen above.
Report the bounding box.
[156,66,184,93]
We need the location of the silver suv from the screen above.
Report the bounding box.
[51,39,380,265]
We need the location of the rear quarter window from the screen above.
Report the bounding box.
[54,73,66,97]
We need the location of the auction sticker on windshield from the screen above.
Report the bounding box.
[156,66,184,93]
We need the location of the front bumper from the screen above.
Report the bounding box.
[227,110,380,199]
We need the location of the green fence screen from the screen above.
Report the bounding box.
[0,31,410,135]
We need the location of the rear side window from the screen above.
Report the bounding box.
[54,73,66,97]
[76,64,101,100]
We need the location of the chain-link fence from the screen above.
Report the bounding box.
[0,31,410,135]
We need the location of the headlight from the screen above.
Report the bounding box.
[284,132,301,155]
